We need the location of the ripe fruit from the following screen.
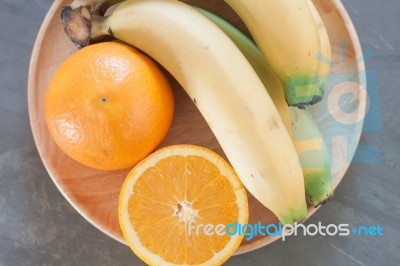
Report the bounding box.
[118,145,249,265]
[225,0,331,107]
[45,42,174,170]
[62,0,307,225]
[195,7,333,206]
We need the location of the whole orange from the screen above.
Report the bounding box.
[45,42,174,170]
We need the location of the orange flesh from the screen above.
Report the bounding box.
[128,155,240,265]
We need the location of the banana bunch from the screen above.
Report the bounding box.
[194,7,333,207]
[225,0,331,108]
[61,0,334,224]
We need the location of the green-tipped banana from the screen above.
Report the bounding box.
[289,108,333,206]
[224,0,331,107]
[196,7,333,206]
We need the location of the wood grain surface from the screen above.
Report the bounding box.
[28,0,366,254]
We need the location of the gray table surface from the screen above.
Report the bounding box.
[1,0,399,265]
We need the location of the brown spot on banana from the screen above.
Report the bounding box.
[269,119,280,130]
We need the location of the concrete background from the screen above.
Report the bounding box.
[0,0,399,265]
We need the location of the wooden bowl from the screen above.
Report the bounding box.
[28,0,366,255]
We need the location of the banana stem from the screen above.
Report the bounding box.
[61,0,121,48]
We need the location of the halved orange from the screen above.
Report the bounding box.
[118,145,249,265]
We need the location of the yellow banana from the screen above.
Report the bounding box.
[225,0,332,107]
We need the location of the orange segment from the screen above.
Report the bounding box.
[119,145,249,265]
